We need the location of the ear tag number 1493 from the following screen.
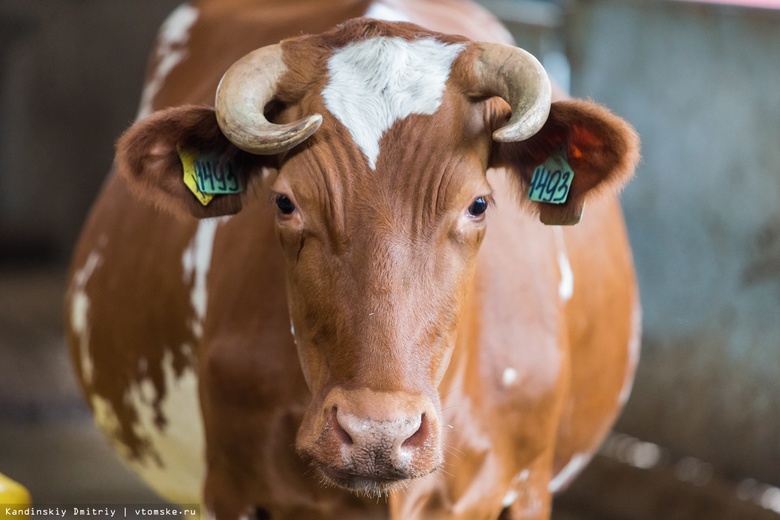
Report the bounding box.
[194,153,243,195]
[527,148,574,204]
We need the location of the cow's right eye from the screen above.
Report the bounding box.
[467,197,489,217]
[276,195,296,215]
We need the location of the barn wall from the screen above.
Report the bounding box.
[566,0,780,486]
[0,0,180,264]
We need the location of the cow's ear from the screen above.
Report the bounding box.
[491,99,640,225]
[116,105,272,220]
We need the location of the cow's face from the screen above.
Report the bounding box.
[116,19,639,499]
[255,26,533,494]
[272,81,493,493]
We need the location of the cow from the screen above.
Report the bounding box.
[65,1,641,519]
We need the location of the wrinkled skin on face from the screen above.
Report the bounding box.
[271,85,495,494]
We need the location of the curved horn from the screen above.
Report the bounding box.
[215,44,322,155]
[471,42,552,142]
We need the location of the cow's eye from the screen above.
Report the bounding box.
[467,197,488,217]
[276,195,296,215]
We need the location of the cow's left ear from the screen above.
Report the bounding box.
[116,105,272,220]
[491,99,640,225]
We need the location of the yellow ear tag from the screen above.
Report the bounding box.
[177,144,214,206]
[528,147,575,204]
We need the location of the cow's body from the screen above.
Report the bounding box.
[66,1,640,519]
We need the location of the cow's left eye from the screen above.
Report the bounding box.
[276,195,296,215]
[467,197,488,217]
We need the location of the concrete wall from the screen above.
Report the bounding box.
[0,0,179,263]
[567,0,780,486]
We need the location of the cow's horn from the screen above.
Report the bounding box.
[215,44,322,155]
[471,42,552,142]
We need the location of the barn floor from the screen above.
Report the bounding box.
[1,266,777,519]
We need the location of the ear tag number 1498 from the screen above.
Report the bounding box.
[528,148,574,204]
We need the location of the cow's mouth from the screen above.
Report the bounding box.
[315,465,418,498]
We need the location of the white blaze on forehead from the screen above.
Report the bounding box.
[126,348,204,504]
[553,227,574,302]
[137,3,199,120]
[322,37,466,170]
[70,251,104,385]
[181,217,223,338]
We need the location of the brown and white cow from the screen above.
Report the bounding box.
[65,1,640,519]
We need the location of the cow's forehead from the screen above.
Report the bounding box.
[321,36,466,170]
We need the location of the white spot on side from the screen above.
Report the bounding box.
[126,349,205,504]
[502,367,518,387]
[70,251,104,385]
[549,452,590,493]
[289,319,297,343]
[364,1,411,22]
[619,301,642,405]
[91,395,132,459]
[524,488,543,516]
[136,4,199,119]
[553,227,573,302]
[181,218,222,338]
[502,489,518,508]
[502,469,532,508]
[322,37,465,169]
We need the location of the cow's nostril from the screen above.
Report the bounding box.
[401,413,429,449]
[330,406,353,446]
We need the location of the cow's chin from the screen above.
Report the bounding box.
[314,464,433,498]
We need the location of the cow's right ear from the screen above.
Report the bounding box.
[116,105,271,219]
[489,100,640,225]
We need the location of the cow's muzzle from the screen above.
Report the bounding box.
[299,388,442,496]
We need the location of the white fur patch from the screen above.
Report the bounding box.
[502,469,532,508]
[502,489,518,508]
[137,4,199,119]
[553,228,573,302]
[91,394,132,459]
[322,37,465,169]
[70,251,104,385]
[363,1,411,22]
[126,348,205,504]
[619,302,642,406]
[181,218,222,338]
[549,452,590,493]
[502,367,518,387]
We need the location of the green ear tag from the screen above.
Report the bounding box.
[194,153,244,195]
[528,148,574,204]
[178,145,214,206]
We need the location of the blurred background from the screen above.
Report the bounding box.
[1,0,779,518]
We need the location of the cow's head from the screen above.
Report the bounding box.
[117,20,638,498]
